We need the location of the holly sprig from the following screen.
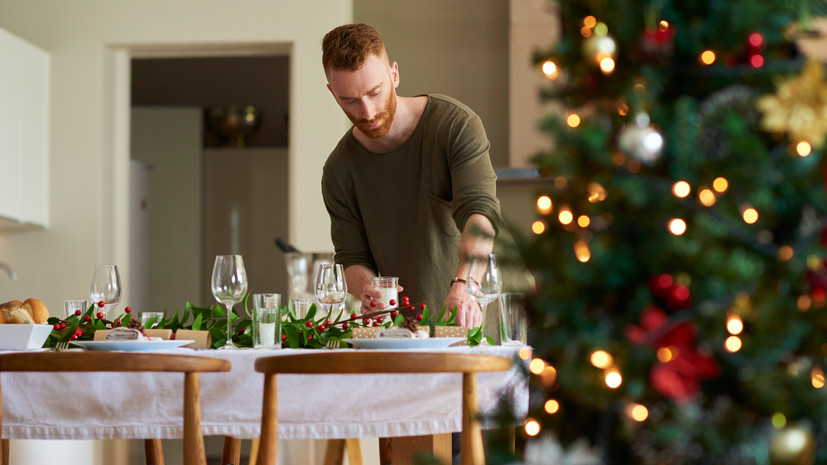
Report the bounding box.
[45,293,477,349]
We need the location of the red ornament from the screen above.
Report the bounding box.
[408,306,415,312]
[317,325,326,331]
[325,320,331,326]
[372,321,379,327]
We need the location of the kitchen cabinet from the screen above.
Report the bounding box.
[0,27,49,229]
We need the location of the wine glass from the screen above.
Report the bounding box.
[314,263,347,315]
[211,255,248,350]
[285,252,311,299]
[89,265,122,319]
[466,254,502,345]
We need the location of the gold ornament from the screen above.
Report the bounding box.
[756,59,827,148]
[768,424,817,465]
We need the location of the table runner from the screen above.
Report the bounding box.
[1,345,528,440]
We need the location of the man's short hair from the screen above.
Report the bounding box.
[322,23,387,74]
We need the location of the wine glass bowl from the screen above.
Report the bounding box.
[211,255,248,349]
[285,252,311,299]
[466,254,502,345]
[89,265,122,319]
[314,263,347,314]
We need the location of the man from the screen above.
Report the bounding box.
[320,23,506,328]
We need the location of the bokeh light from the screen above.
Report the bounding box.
[529,358,546,375]
[542,60,558,79]
[537,195,552,213]
[577,215,591,228]
[742,207,759,224]
[559,209,574,225]
[796,141,812,157]
[626,403,649,422]
[668,218,687,235]
[605,370,622,389]
[698,188,717,206]
[590,350,613,369]
[574,240,591,263]
[672,181,691,198]
[725,335,742,352]
[727,316,743,335]
[700,50,716,65]
[712,177,729,193]
[600,57,615,74]
[524,419,541,436]
[544,399,560,414]
[531,221,546,235]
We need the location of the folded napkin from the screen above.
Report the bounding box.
[104,327,162,341]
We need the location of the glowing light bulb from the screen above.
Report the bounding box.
[605,370,622,389]
[524,419,541,436]
[727,316,743,335]
[742,207,759,224]
[672,181,691,198]
[725,335,742,352]
[542,60,558,78]
[590,350,613,369]
[700,50,716,65]
[656,346,675,363]
[531,221,546,235]
[518,347,532,360]
[626,403,649,422]
[796,141,812,156]
[537,195,552,213]
[668,218,687,235]
[558,209,573,225]
[529,358,546,375]
[577,215,591,228]
[712,177,728,193]
[599,57,615,74]
[544,399,560,414]
[698,188,716,206]
[658,20,669,32]
[567,114,581,128]
[587,182,607,202]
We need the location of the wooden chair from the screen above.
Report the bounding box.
[0,351,231,465]
[253,352,513,465]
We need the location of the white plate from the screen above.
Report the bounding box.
[342,337,466,349]
[69,340,194,352]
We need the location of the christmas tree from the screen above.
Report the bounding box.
[516,1,827,464]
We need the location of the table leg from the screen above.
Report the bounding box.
[392,434,451,465]
[1,438,8,465]
[378,437,392,464]
[323,439,344,465]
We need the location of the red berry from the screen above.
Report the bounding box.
[342,322,349,330]
[416,314,423,321]
[130,315,135,321]
[325,320,332,326]
[363,318,371,325]
[96,312,104,319]
[389,299,396,306]
[53,323,61,330]
[124,307,132,313]
[376,316,384,323]
[77,329,84,336]
[370,300,377,308]
[305,321,313,328]
[391,310,398,318]
[350,313,358,320]
[170,333,176,340]
[115,321,122,327]
[307,335,313,341]
[84,315,91,322]
[372,321,379,327]
[97,301,105,308]
[75,309,82,316]
[402,296,410,303]
[420,303,426,310]
[408,306,415,312]
[282,334,287,341]
[317,325,326,331]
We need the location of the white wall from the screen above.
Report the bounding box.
[0,0,350,314]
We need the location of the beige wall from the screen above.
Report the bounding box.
[0,0,351,314]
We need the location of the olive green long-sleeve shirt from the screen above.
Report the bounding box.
[322,94,502,309]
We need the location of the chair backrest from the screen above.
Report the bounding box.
[0,351,231,465]
[254,351,512,374]
[253,351,513,465]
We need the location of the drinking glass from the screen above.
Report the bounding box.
[89,265,122,319]
[140,311,165,329]
[285,252,311,299]
[290,298,314,319]
[64,300,89,319]
[211,255,248,350]
[499,292,527,345]
[314,263,347,315]
[371,276,399,310]
[466,254,502,346]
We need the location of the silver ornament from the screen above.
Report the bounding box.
[618,113,664,164]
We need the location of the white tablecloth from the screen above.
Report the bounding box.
[1,346,528,440]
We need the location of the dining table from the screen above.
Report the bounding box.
[1,344,529,463]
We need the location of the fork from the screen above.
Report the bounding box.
[53,341,70,351]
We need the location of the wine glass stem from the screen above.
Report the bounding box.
[479,302,488,344]
[224,303,234,349]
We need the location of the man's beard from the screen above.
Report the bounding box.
[350,91,397,139]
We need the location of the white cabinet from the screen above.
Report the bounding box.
[0,27,49,229]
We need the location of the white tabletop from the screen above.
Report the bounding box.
[1,345,528,440]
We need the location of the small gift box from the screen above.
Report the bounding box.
[352,325,468,341]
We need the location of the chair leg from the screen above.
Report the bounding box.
[144,439,164,465]
[1,438,8,465]
[323,439,345,465]
[461,373,484,465]
[345,438,363,465]
[222,437,241,465]
[257,373,279,465]
[248,438,260,465]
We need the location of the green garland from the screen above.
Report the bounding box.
[46,293,481,349]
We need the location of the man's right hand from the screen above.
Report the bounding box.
[445,281,482,328]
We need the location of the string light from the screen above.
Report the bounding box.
[742,207,759,224]
[812,368,825,389]
[700,50,716,65]
[625,403,649,422]
[544,399,560,414]
[518,347,532,360]
[537,195,552,213]
[590,350,613,369]
[750,54,764,68]
[656,346,676,363]
[748,32,764,48]
[772,412,787,429]
[725,335,742,352]
[542,60,559,79]
[658,20,670,31]
[797,295,812,312]
[524,419,541,436]
[605,369,622,389]
[574,239,591,263]
[672,181,691,198]
[712,177,729,193]
[577,215,591,228]
[600,57,615,74]
[796,141,812,156]
[558,208,574,225]
[668,218,687,235]
[567,113,581,127]
[580,26,593,38]
[583,16,597,28]
[726,315,743,335]
[587,182,607,202]
[777,245,794,261]
[541,366,557,386]
[531,221,546,235]
[529,358,546,375]
[698,188,716,206]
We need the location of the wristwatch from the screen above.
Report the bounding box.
[450,277,467,288]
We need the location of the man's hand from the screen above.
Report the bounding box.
[445,282,482,328]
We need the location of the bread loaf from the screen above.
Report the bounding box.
[22,298,49,324]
